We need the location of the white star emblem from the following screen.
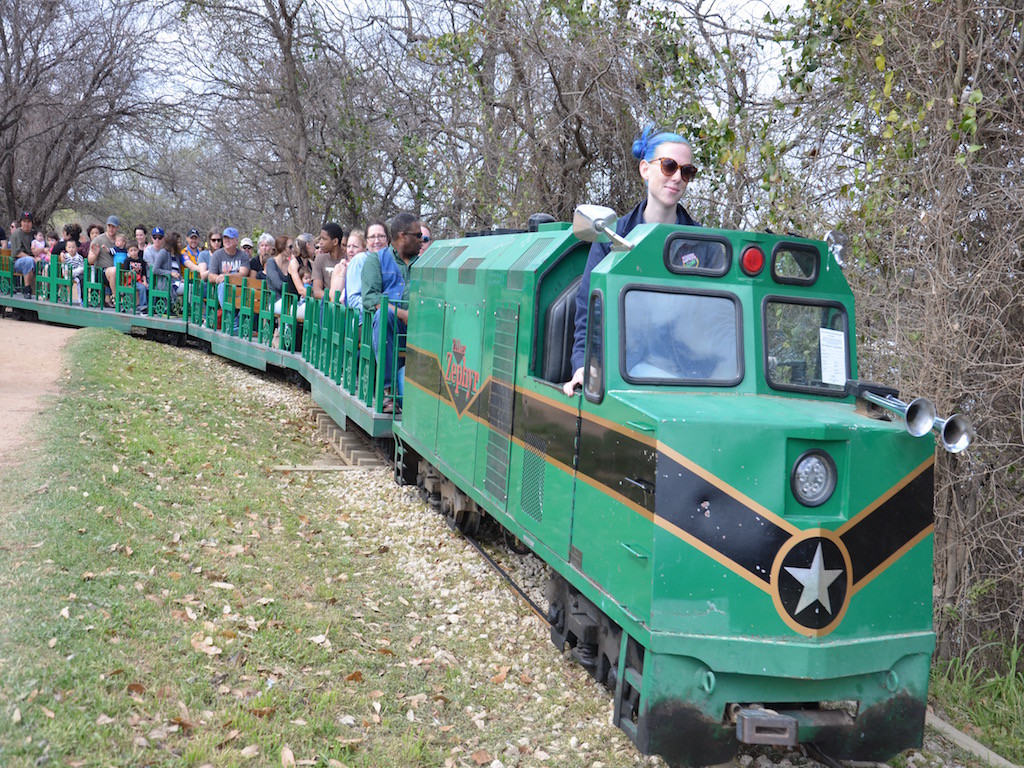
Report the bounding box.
[784,543,843,615]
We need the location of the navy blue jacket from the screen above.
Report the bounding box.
[570,200,699,373]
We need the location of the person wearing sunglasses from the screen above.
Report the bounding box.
[562,125,700,396]
[146,227,184,300]
[419,224,432,256]
[195,229,222,282]
[362,211,423,413]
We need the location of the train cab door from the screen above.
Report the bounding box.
[568,290,654,625]
[434,296,488,489]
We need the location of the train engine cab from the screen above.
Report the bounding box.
[395,207,966,767]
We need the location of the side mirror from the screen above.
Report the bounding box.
[824,229,850,268]
[572,205,634,251]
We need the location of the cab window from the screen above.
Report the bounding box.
[584,292,604,402]
[771,244,819,285]
[764,298,848,395]
[621,288,742,385]
[665,233,730,276]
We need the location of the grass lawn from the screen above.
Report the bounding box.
[0,328,647,768]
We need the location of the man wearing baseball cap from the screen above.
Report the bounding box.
[182,228,203,273]
[207,227,249,307]
[11,211,37,296]
[88,215,120,303]
[146,227,183,300]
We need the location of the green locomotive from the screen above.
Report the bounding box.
[394,206,969,766]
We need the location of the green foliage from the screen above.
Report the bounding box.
[931,639,1024,764]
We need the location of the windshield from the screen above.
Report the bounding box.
[764,298,849,395]
[622,288,741,384]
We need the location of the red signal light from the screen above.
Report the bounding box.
[741,246,765,276]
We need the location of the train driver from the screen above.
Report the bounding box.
[562,126,700,396]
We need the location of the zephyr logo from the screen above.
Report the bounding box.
[444,338,480,415]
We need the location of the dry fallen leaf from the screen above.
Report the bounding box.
[281,744,296,766]
[216,728,241,748]
[12,708,21,724]
[127,682,146,695]
[240,744,260,758]
[190,632,222,656]
[96,714,116,725]
[471,749,491,766]
[490,665,511,685]
[210,581,235,590]
[47,638,57,648]
[39,706,55,719]
[344,671,362,683]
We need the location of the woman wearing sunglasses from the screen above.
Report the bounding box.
[562,125,700,396]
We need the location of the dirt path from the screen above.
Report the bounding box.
[0,315,77,467]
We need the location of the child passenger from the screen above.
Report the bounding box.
[112,233,129,269]
[126,244,148,311]
[62,239,85,306]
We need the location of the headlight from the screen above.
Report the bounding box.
[791,450,836,507]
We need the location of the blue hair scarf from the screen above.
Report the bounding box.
[632,126,691,161]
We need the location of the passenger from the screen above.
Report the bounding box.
[239,237,255,274]
[79,223,101,261]
[365,220,388,254]
[164,232,183,278]
[54,223,82,277]
[265,235,292,304]
[327,228,360,305]
[347,229,366,260]
[89,216,121,304]
[419,223,432,255]
[207,227,250,307]
[148,228,184,298]
[45,232,59,262]
[335,228,368,313]
[198,229,220,281]
[31,230,47,261]
[111,233,129,269]
[252,232,274,279]
[60,240,85,305]
[169,232,186,296]
[267,235,306,321]
[134,225,148,256]
[562,126,700,396]
[10,212,37,296]
[182,228,203,274]
[125,243,148,309]
[294,232,316,277]
[312,222,345,300]
[361,212,422,413]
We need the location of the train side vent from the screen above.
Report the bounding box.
[506,238,553,291]
[483,306,519,502]
[431,245,466,283]
[520,432,547,522]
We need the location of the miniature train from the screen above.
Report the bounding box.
[0,208,970,767]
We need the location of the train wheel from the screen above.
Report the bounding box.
[458,507,481,537]
[502,529,531,555]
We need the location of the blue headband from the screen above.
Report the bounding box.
[632,126,690,161]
